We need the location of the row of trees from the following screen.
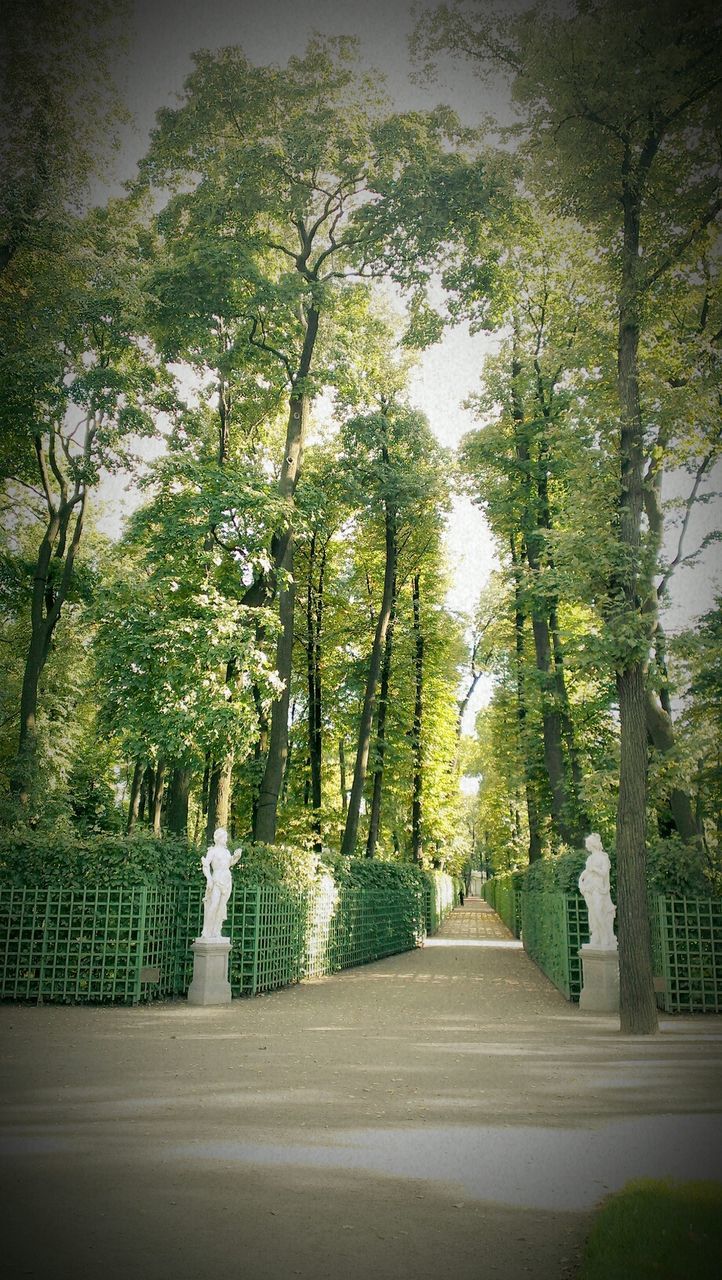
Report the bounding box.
[2,22,490,873]
[415,0,722,1032]
[2,0,721,1033]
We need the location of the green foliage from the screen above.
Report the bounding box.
[523,848,593,895]
[522,837,714,898]
[580,1178,722,1280]
[341,857,427,895]
[232,842,319,891]
[0,829,199,887]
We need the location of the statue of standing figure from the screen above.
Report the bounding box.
[200,827,242,940]
[578,832,617,950]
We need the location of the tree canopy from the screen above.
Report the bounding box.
[2,1,720,1035]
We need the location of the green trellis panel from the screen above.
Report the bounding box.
[0,886,146,1004]
[0,879,427,1006]
[521,891,590,1000]
[654,895,722,1014]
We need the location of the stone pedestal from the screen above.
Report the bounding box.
[187,938,232,1006]
[579,944,619,1013]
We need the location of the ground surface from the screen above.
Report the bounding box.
[1,898,721,1280]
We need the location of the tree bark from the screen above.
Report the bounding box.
[410,572,424,864]
[509,335,579,847]
[615,173,658,1034]
[306,532,327,845]
[254,529,297,842]
[365,578,396,858]
[341,499,398,858]
[206,755,234,842]
[151,758,165,836]
[511,538,543,862]
[254,305,319,842]
[140,763,156,824]
[126,759,143,834]
[339,738,348,813]
[13,477,86,804]
[166,765,192,836]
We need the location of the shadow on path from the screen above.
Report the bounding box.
[1,897,721,1279]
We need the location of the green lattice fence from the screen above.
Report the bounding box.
[522,891,722,1010]
[0,886,154,1004]
[653,896,722,1013]
[520,891,590,1000]
[424,872,457,934]
[0,879,425,1005]
[482,874,522,938]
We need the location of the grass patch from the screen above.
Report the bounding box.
[581,1178,722,1279]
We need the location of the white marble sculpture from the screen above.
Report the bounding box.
[200,827,242,940]
[578,832,617,950]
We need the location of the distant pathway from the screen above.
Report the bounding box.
[434,896,517,941]
[1,897,721,1280]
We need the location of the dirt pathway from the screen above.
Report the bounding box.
[1,898,721,1279]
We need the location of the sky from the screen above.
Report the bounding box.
[96,0,721,728]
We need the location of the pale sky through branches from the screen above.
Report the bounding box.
[96,0,721,733]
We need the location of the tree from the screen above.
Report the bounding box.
[417,0,722,1032]
[137,35,508,843]
[94,416,284,838]
[3,200,170,807]
[0,0,128,282]
[339,403,451,856]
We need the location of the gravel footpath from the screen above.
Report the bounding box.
[1,898,721,1280]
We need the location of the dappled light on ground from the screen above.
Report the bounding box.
[2,897,721,1280]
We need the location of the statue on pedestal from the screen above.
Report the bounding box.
[578,832,617,949]
[200,827,242,940]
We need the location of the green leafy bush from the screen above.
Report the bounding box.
[342,858,427,894]
[645,834,711,897]
[523,848,592,895]
[522,836,717,898]
[232,841,319,890]
[0,828,199,887]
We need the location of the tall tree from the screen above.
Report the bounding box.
[339,404,451,856]
[418,0,722,1032]
[138,36,508,843]
[3,201,169,806]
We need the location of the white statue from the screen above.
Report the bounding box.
[200,827,242,940]
[578,832,617,949]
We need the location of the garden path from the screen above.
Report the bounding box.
[1,897,721,1280]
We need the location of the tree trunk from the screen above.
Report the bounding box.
[615,179,658,1034]
[341,500,398,858]
[254,296,318,843]
[410,572,424,864]
[151,758,165,836]
[306,533,326,846]
[529,611,578,845]
[200,753,211,817]
[644,689,701,843]
[13,486,86,804]
[254,531,297,843]
[141,763,156,824]
[166,765,192,836]
[206,755,234,842]
[339,738,348,813]
[365,578,396,858]
[126,759,143,834]
[549,600,590,837]
[509,334,578,847]
[617,667,658,1033]
[511,541,543,863]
